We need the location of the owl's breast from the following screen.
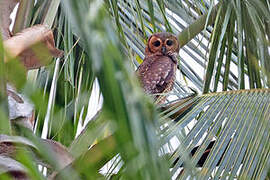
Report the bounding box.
[137,55,177,95]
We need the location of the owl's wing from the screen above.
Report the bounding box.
[136,56,153,76]
[137,56,176,94]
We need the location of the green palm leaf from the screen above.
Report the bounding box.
[161,89,270,179]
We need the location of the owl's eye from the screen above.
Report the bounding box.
[153,41,161,47]
[166,40,173,46]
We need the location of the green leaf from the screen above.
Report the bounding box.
[164,89,270,179]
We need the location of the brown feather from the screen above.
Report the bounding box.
[137,55,177,103]
[136,32,179,104]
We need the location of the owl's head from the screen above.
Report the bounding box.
[146,32,180,56]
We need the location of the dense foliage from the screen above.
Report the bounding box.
[0,0,269,179]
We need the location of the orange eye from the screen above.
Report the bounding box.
[153,40,161,47]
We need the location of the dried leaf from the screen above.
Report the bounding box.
[7,85,35,130]
[0,142,16,157]
[7,90,24,104]
[4,24,64,70]
[42,139,74,169]
[0,134,36,149]
[0,135,73,172]
[0,155,29,180]
[0,0,19,40]
[0,134,36,157]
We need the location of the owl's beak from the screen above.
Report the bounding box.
[162,46,166,55]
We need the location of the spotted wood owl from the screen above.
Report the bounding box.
[136,32,180,104]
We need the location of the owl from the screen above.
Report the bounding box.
[136,32,180,104]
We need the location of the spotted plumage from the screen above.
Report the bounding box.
[136,32,180,104]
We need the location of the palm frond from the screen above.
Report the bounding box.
[203,0,270,92]
[108,0,270,95]
[61,0,171,179]
[162,89,270,179]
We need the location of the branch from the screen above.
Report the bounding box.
[178,3,221,47]
[159,92,197,121]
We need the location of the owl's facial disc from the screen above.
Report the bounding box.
[153,40,161,47]
[161,39,174,55]
[166,39,173,46]
[164,38,175,53]
[148,36,163,55]
[147,33,180,57]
